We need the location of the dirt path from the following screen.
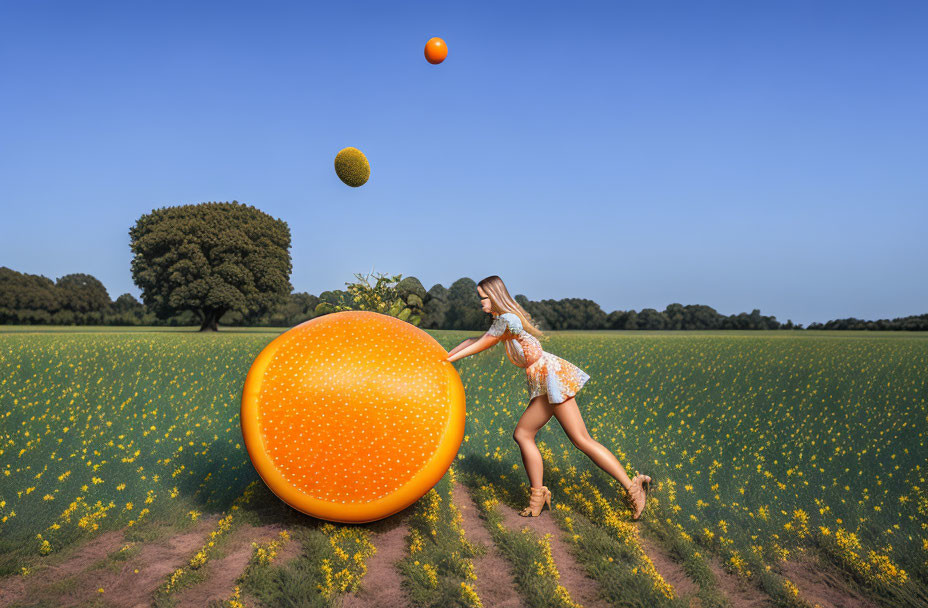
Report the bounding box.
[452,481,529,608]
[0,514,222,608]
[172,523,290,608]
[781,555,880,608]
[494,493,612,608]
[0,574,25,608]
[340,510,413,608]
[0,528,127,606]
[116,515,225,607]
[633,527,700,603]
[700,550,775,608]
[44,529,128,579]
[267,532,303,567]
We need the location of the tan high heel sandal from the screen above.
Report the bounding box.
[519,485,552,517]
[627,474,652,520]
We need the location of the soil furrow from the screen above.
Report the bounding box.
[0,513,222,608]
[268,533,303,567]
[633,527,700,602]
[0,528,126,606]
[173,523,288,608]
[702,551,774,608]
[494,492,612,608]
[780,556,880,608]
[120,514,224,607]
[340,511,412,608]
[452,481,529,608]
[0,575,23,608]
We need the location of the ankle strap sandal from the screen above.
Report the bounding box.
[627,475,652,520]
[519,485,552,517]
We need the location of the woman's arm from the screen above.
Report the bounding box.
[447,338,477,357]
[446,333,501,362]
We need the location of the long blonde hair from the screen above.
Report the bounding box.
[477,275,544,338]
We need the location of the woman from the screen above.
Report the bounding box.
[445,275,651,519]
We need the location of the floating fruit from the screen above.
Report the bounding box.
[334,147,370,187]
[424,37,448,65]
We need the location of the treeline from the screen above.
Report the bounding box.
[806,314,928,331]
[2,266,924,331]
[0,268,170,326]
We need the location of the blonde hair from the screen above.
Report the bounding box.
[477,275,544,338]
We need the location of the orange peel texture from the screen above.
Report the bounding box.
[241,311,465,523]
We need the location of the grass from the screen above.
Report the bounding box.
[1,326,925,607]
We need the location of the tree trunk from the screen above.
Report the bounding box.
[199,308,221,332]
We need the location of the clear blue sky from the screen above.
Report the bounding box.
[2,1,926,326]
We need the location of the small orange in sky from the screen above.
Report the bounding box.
[424,37,448,64]
[241,311,465,523]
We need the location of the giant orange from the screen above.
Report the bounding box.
[241,311,465,523]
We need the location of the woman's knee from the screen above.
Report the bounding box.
[571,436,596,453]
[513,428,536,444]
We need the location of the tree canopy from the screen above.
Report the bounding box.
[314,271,424,325]
[56,273,110,314]
[129,201,292,331]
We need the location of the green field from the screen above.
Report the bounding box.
[1,327,926,608]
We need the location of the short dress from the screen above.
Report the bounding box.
[485,312,591,405]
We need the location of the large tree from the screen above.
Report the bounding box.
[129,201,292,331]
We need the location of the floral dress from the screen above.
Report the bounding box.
[486,312,591,405]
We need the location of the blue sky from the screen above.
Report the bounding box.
[2,1,925,326]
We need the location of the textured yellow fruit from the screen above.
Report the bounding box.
[241,311,465,523]
[334,147,370,187]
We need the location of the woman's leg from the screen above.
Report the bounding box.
[513,395,557,488]
[552,396,633,491]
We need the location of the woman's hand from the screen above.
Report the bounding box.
[446,334,499,363]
